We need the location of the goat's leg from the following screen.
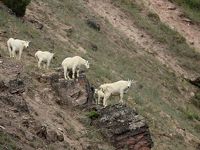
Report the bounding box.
[18,49,22,60]
[97,95,101,105]
[103,93,110,107]
[8,45,12,57]
[47,60,51,69]
[119,91,124,104]
[64,67,68,80]
[77,69,80,78]
[38,59,42,69]
[72,66,76,79]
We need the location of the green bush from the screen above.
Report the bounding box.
[2,0,31,17]
[185,110,200,121]
[86,111,100,120]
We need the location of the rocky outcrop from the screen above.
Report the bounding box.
[0,64,153,149]
[189,77,200,88]
[0,76,29,113]
[86,18,101,31]
[50,73,94,107]
[35,125,64,143]
[92,104,153,150]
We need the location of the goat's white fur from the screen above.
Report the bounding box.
[94,89,105,105]
[7,38,30,60]
[99,80,136,107]
[61,56,89,80]
[35,51,55,69]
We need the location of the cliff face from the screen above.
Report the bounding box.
[0,57,153,149]
[48,68,154,149]
[92,104,153,150]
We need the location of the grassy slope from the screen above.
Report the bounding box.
[0,0,200,149]
[112,0,200,74]
[171,0,200,24]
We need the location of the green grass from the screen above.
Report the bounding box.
[182,107,200,121]
[0,132,18,150]
[171,0,200,24]
[86,111,100,120]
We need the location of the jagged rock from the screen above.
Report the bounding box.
[57,132,64,142]
[0,95,29,113]
[8,78,25,94]
[25,131,35,141]
[92,104,153,150]
[91,43,98,51]
[50,74,94,107]
[189,77,200,88]
[36,125,47,139]
[34,73,51,83]
[0,81,7,92]
[182,18,192,23]
[25,17,44,30]
[65,26,73,37]
[167,6,176,10]
[36,125,64,143]
[86,19,100,31]
[47,130,58,143]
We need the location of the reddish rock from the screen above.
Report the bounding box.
[50,73,94,107]
[92,104,153,150]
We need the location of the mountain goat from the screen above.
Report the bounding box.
[94,89,105,105]
[100,80,136,107]
[61,56,89,80]
[35,51,55,69]
[7,38,30,60]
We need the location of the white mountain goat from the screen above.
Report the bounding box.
[99,80,136,107]
[94,89,105,105]
[7,38,30,60]
[61,56,90,80]
[35,51,55,69]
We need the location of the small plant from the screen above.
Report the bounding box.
[0,131,17,149]
[184,109,200,121]
[86,111,100,120]
[147,12,160,22]
[2,0,31,17]
[192,92,200,108]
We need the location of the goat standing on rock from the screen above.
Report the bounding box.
[95,89,105,105]
[99,80,136,107]
[7,38,30,60]
[62,56,89,80]
[35,51,55,69]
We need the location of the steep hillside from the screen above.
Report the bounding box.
[139,0,200,52]
[0,0,200,149]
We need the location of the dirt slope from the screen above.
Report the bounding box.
[140,0,200,52]
[86,0,192,79]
